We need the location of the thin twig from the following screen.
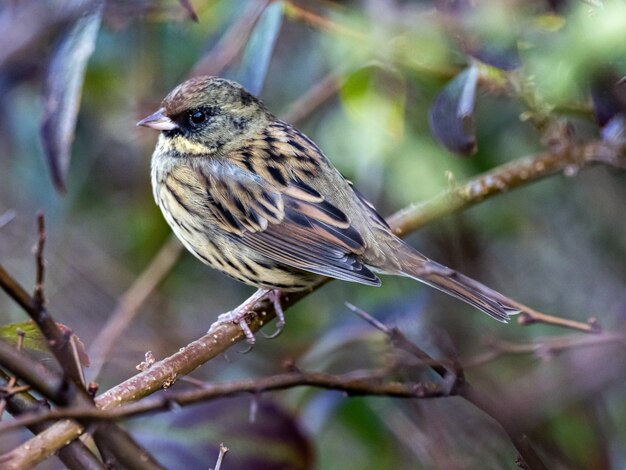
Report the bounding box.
[33,212,46,313]
[88,236,183,381]
[346,302,452,381]
[464,332,626,368]
[284,1,364,39]
[0,210,16,230]
[190,0,271,78]
[281,71,341,124]
[212,443,229,470]
[0,369,448,432]
[0,369,104,470]
[0,217,165,469]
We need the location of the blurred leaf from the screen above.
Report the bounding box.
[40,1,103,192]
[228,1,283,95]
[437,0,520,70]
[178,0,198,22]
[133,397,314,470]
[590,70,626,127]
[429,65,478,156]
[464,41,521,71]
[0,321,89,367]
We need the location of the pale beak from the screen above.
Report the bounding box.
[136,107,178,131]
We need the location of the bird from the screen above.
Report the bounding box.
[137,75,521,343]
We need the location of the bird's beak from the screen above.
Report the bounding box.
[136,107,178,131]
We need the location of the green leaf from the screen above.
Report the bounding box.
[0,321,90,367]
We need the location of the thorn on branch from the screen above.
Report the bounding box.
[136,351,156,371]
[87,382,99,399]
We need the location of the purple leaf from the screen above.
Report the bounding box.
[40,2,103,192]
[429,66,479,156]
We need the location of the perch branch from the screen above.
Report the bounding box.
[0,368,448,432]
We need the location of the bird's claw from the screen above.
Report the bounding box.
[260,290,286,339]
[215,288,286,347]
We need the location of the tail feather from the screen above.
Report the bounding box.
[394,246,521,322]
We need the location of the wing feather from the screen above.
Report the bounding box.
[182,124,381,286]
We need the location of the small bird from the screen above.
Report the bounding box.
[138,76,520,343]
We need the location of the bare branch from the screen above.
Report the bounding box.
[464,333,626,368]
[0,369,448,433]
[212,443,229,470]
[33,212,46,313]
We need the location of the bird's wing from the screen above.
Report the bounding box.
[184,123,381,286]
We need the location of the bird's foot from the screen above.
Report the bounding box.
[216,288,285,346]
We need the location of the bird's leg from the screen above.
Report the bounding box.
[261,290,285,339]
[216,288,285,344]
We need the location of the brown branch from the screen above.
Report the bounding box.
[464,332,626,368]
[348,303,549,469]
[0,369,448,433]
[0,218,166,469]
[0,339,165,469]
[33,212,46,311]
[0,268,83,389]
[281,71,341,124]
[0,369,104,470]
[88,236,183,381]
[5,137,624,466]
[387,140,625,237]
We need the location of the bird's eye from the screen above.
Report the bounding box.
[189,110,207,126]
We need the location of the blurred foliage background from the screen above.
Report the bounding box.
[1,0,625,468]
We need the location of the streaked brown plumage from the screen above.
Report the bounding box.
[138,76,520,342]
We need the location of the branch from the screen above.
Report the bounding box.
[388,139,625,237]
[346,303,549,469]
[33,212,45,311]
[0,369,104,470]
[5,137,624,466]
[464,332,626,368]
[88,235,183,381]
[0,217,166,469]
[0,369,448,433]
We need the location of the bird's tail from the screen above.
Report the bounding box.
[394,244,521,322]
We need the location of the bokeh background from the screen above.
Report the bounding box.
[1,0,625,468]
